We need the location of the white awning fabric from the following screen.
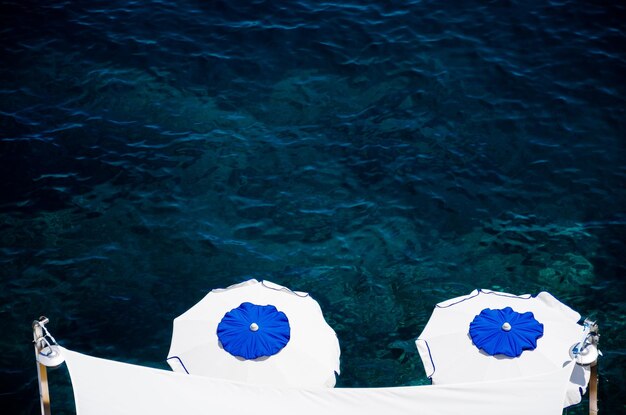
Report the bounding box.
[61,347,574,415]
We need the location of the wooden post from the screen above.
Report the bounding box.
[589,361,598,415]
[33,318,52,415]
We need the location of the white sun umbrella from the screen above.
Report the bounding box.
[415,289,592,408]
[167,279,341,388]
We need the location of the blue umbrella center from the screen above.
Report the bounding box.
[469,307,544,357]
[217,302,291,360]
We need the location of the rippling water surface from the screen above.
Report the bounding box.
[1,1,625,413]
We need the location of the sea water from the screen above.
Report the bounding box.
[0,1,624,414]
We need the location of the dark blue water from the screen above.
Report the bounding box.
[1,1,624,413]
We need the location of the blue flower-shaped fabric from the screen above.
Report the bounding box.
[469,307,543,357]
[217,302,290,360]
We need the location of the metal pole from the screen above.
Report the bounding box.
[33,317,52,415]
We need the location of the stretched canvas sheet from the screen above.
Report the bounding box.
[62,347,573,415]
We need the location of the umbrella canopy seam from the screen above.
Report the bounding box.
[435,289,533,309]
[166,356,190,374]
[261,280,310,298]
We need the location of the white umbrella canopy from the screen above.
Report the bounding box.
[415,289,590,408]
[167,279,341,388]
